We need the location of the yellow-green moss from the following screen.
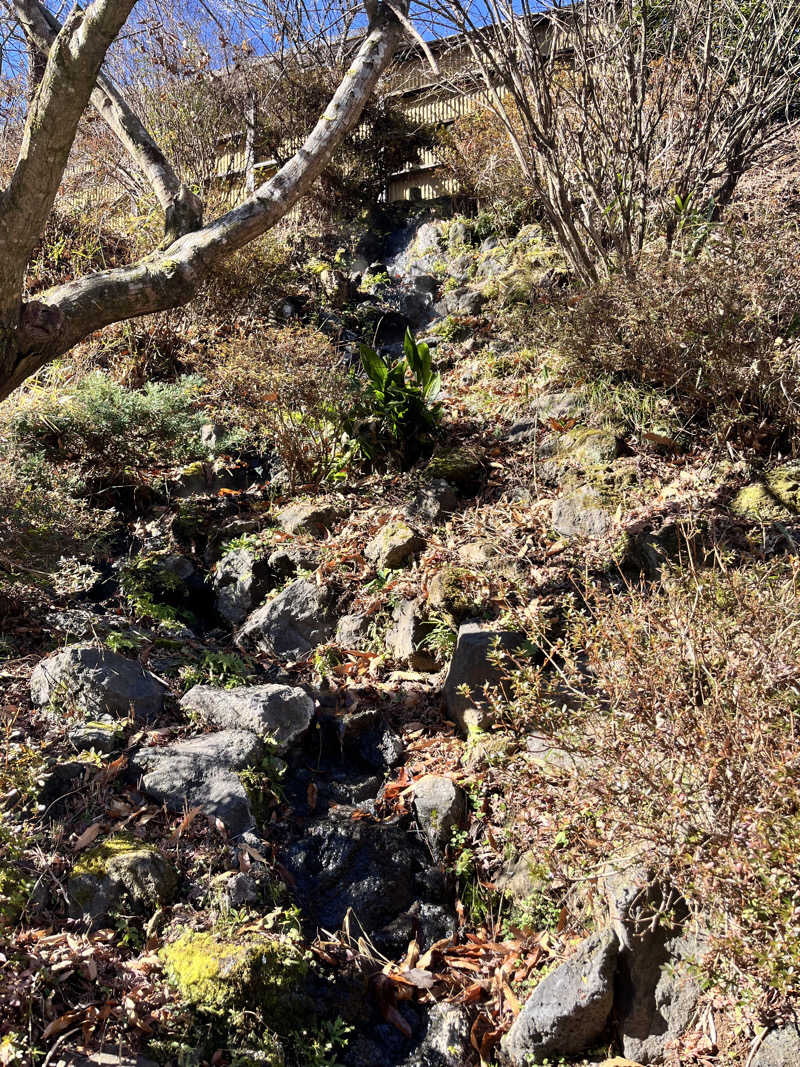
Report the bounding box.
[732,467,800,520]
[160,928,307,1025]
[0,866,33,924]
[73,832,156,878]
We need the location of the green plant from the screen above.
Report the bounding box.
[9,372,208,475]
[290,1016,353,1067]
[352,328,441,462]
[180,651,254,691]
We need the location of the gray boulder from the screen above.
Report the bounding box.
[180,683,313,752]
[406,479,458,523]
[131,730,262,835]
[552,486,613,538]
[365,521,425,569]
[276,501,338,538]
[752,1020,800,1066]
[30,645,166,721]
[617,927,704,1064]
[385,599,438,671]
[444,287,485,316]
[236,579,333,660]
[413,775,466,860]
[213,548,273,626]
[400,1003,471,1067]
[443,623,524,732]
[336,613,372,649]
[500,928,619,1065]
[68,834,176,927]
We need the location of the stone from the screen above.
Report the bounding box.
[30,645,166,721]
[448,220,471,248]
[552,486,613,538]
[400,1003,471,1067]
[412,775,466,860]
[458,541,496,565]
[159,927,306,1024]
[321,706,405,771]
[752,1021,800,1066]
[425,449,483,492]
[267,546,315,580]
[500,928,619,1065]
[365,522,425,570]
[406,479,458,522]
[276,501,338,538]
[68,833,176,926]
[319,267,352,306]
[199,421,226,450]
[68,719,124,755]
[213,548,273,626]
[413,273,439,294]
[180,684,313,753]
[131,730,263,835]
[508,390,587,443]
[443,287,485,316]
[385,600,438,671]
[731,463,800,520]
[283,806,440,954]
[55,1053,160,1067]
[495,851,548,902]
[428,566,484,624]
[443,623,525,733]
[617,927,704,1064]
[236,579,333,660]
[564,426,623,466]
[216,870,260,909]
[336,613,372,649]
[619,518,706,580]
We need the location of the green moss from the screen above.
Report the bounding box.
[562,426,621,466]
[425,448,483,490]
[732,466,800,520]
[73,832,156,878]
[0,866,34,924]
[160,928,307,1029]
[428,566,486,622]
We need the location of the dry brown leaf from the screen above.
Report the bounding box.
[73,823,104,852]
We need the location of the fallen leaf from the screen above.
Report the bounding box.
[73,823,104,852]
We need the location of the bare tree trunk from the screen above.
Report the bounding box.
[0,1,409,400]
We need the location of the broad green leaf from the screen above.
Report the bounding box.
[359,344,388,389]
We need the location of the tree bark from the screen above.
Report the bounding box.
[1,1,408,400]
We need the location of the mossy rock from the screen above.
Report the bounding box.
[731,465,800,520]
[428,566,487,623]
[160,928,307,1031]
[69,832,176,925]
[425,448,484,492]
[561,426,623,467]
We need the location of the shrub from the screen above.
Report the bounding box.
[352,329,442,465]
[9,372,209,473]
[503,556,800,1003]
[534,228,800,446]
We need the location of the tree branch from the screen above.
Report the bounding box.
[9,0,202,242]
[3,0,408,397]
[0,0,138,318]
